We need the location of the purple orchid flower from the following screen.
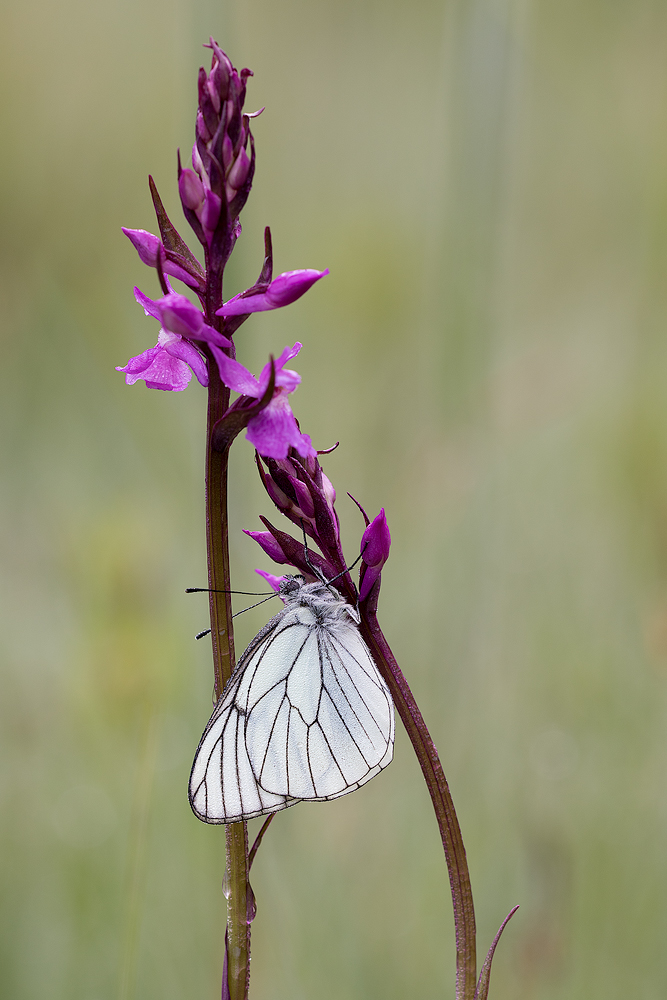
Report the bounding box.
[117,287,231,392]
[211,343,316,459]
[116,328,209,391]
[359,508,391,600]
[217,269,328,317]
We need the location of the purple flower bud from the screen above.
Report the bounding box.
[222,134,234,169]
[243,530,289,564]
[179,169,206,210]
[192,144,206,181]
[227,146,250,192]
[134,288,231,348]
[362,509,391,567]
[358,509,391,601]
[261,473,293,514]
[196,109,212,142]
[321,472,336,515]
[290,477,316,518]
[122,229,201,288]
[206,73,222,113]
[201,189,221,233]
[216,269,329,317]
[160,297,206,337]
[272,456,299,479]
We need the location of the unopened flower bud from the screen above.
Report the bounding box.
[290,477,316,518]
[196,110,212,142]
[122,229,203,289]
[359,509,391,601]
[243,530,289,564]
[227,146,250,192]
[159,299,203,338]
[192,144,207,182]
[262,474,293,515]
[201,189,221,232]
[206,73,221,113]
[272,456,298,478]
[217,269,329,317]
[320,472,336,515]
[179,169,206,210]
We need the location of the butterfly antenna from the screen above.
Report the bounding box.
[232,593,279,618]
[195,628,212,640]
[300,521,328,584]
[326,543,368,587]
[186,587,274,596]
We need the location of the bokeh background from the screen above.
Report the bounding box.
[2,0,667,998]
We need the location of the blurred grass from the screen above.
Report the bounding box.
[2,0,667,998]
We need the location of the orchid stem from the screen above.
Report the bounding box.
[205,358,250,1000]
[360,608,477,1000]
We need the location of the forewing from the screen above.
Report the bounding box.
[304,624,394,799]
[244,610,324,799]
[189,611,302,823]
[249,614,394,801]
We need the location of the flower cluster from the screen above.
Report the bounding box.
[116,40,327,460]
[245,445,391,604]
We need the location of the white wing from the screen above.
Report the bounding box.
[189,603,394,823]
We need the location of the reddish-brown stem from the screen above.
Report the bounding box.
[204,355,250,1000]
[359,609,477,1000]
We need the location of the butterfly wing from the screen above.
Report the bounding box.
[308,623,394,799]
[189,608,303,823]
[189,603,395,823]
[244,608,394,801]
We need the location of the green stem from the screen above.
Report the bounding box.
[205,359,250,1000]
[359,610,477,1000]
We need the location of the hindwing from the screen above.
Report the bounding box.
[189,601,394,824]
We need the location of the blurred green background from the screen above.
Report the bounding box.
[2,0,667,998]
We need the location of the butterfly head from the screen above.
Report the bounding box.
[278,574,306,599]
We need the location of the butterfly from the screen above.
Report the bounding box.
[189,575,395,823]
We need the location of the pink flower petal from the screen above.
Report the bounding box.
[210,345,261,395]
[116,345,160,377]
[134,288,230,347]
[254,569,286,593]
[116,345,192,391]
[134,286,163,322]
[245,391,316,459]
[163,338,209,387]
[216,270,328,317]
[258,343,302,393]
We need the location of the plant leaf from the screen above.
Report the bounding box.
[473,906,519,1000]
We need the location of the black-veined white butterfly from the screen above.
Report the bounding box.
[189,575,395,823]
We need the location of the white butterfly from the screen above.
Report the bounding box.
[189,575,395,823]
